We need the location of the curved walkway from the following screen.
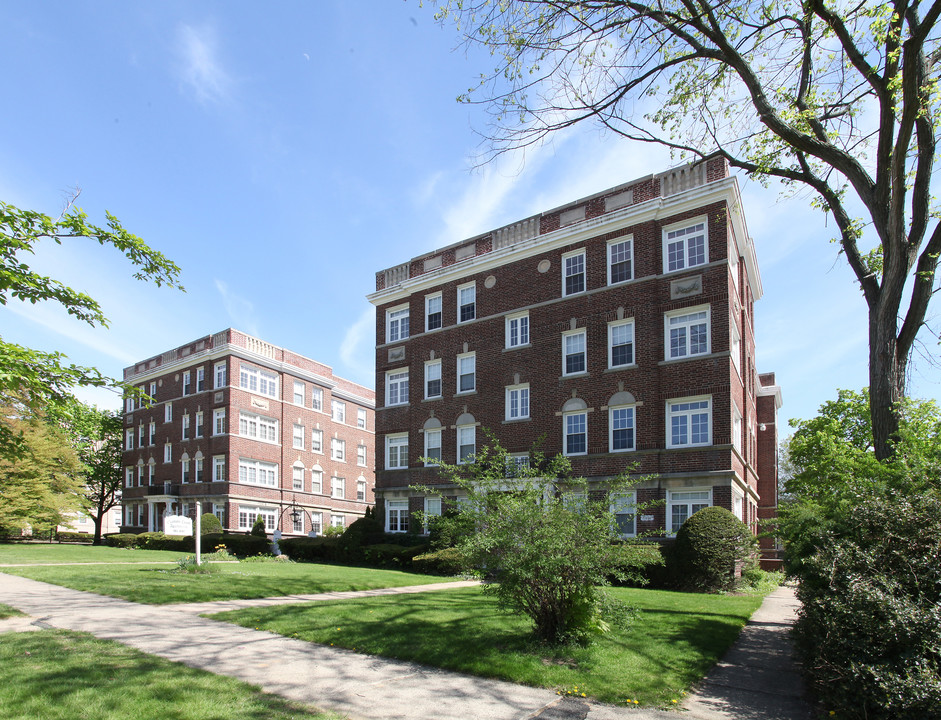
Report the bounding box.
[0,574,813,720]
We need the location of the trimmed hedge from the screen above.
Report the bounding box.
[104,532,270,557]
[670,507,756,592]
[55,531,94,543]
[609,543,667,587]
[277,536,342,563]
[360,542,430,568]
[412,547,467,575]
[105,533,139,548]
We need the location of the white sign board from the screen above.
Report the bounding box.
[164,515,193,536]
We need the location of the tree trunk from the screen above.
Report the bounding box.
[869,310,905,461]
[92,514,103,546]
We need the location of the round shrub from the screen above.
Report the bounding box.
[200,513,222,535]
[337,516,383,555]
[105,533,140,548]
[412,547,467,575]
[671,506,756,592]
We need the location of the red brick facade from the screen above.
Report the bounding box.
[121,329,375,537]
[368,158,781,542]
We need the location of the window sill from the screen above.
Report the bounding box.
[560,372,589,380]
[603,365,637,373]
[503,344,532,352]
[455,390,477,397]
[502,417,531,424]
[658,351,725,366]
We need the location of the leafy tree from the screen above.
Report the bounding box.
[416,436,639,645]
[56,399,124,545]
[431,0,941,460]
[0,194,183,457]
[0,402,84,535]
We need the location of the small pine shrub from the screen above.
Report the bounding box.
[200,513,222,535]
[670,506,756,592]
[250,517,267,538]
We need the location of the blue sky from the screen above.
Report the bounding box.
[1,1,938,429]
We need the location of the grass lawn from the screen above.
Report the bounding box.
[210,585,765,707]
[0,603,26,619]
[0,542,185,565]
[0,630,339,720]
[1,561,454,604]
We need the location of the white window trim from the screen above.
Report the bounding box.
[608,404,637,453]
[662,216,709,274]
[331,476,346,499]
[385,368,409,407]
[310,467,324,494]
[731,320,742,375]
[332,400,346,423]
[293,380,305,406]
[664,304,711,360]
[424,359,442,400]
[293,424,305,449]
[607,236,634,286]
[562,248,587,297]
[667,487,713,534]
[386,303,410,344]
[238,411,278,443]
[214,362,227,389]
[563,410,588,456]
[423,428,442,467]
[331,437,346,462]
[607,318,636,369]
[386,499,408,533]
[505,384,531,421]
[611,491,638,538]
[562,328,587,377]
[423,496,442,534]
[311,428,323,454]
[311,387,323,411]
[385,433,408,470]
[357,408,367,429]
[357,444,367,467]
[666,395,713,448]
[457,282,476,324]
[457,424,476,464]
[505,311,530,349]
[425,292,443,332]
[456,352,476,394]
[237,457,278,487]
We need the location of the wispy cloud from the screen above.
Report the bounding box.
[177,23,232,105]
[339,305,375,382]
[214,279,259,336]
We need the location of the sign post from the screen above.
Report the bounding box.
[195,510,202,565]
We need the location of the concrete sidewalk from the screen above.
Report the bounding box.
[0,574,813,720]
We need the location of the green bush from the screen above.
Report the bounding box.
[200,513,222,535]
[250,517,267,538]
[411,547,467,575]
[608,543,666,587]
[670,507,756,592]
[277,536,341,563]
[136,532,193,552]
[337,516,384,557]
[55,531,93,543]
[105,533,139,548]
[361,542,430,568]
[793,490,941,719]
[214,533,270,557]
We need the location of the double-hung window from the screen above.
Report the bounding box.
[196,367,205,392]
[608,320,635,368]
[387,305,410,343]
[311,387,323,411]
[331,476,345,499]
[425,293,442,331]
[505,312,530,348]
[238,458,276,486]
[609,405,635,452]
[357,444,367,466]
[666,306,710,359]
[357,408,367,429]
[667,396,712,447]
[563,250,586,295]
[457,353,476,393]
[182,371,191,395]
[213,455,228,482]
[423,497,441,534]
[386,500,408,533]
[240,364,278,398]
[457,425,476,463]
[239,412,276,441]
[386,369,409,406]
[608,237,633,284]
[165,403,173,423]
[149,421,156,445]
[311,428,323,453]
[506,385,530,421]
[424,429,441,466]
[562,330,587,375]
[425,360,442,399]
[611,492,637,537]
[332,438,346,462]
[332,400,346,423]
[293,424,305,449]
[293,381,305,406]
[213,408,226,436]
[668,489,711,533]
[214,362,227,389]
[311,468,323,493]
[357,479,367,501]
[563,411,587,456]
[292,466,304,490]
[125,430,134,450]
[386,434,408,469]
[181,414,190,440]
[457,283,476,323]
[664,220,707,273]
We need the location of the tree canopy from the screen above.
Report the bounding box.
[431,0,941,459]
[0,194,183,457]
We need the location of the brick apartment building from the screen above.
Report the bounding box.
[121,329,375,537]
[368,157,782,551]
